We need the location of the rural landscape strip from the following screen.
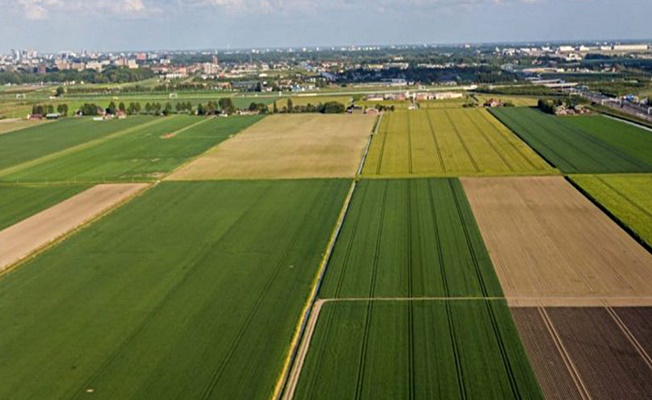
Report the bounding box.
[0,183,149,274]
[0,117,168,179]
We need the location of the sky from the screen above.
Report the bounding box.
[0,0,650,53]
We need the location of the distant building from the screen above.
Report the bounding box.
[433,92,464,100]
[613,44,649,52]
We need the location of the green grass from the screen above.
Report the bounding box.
[363,109,554,177]
[563,115,652,166]
[571,174,652,246]
[490,107,652,173]
[320,179,503,298]
[0,115,263,183]
[0,180,349,400]
[0,184,89,230]
[294,300,543,400]
[0,116,152,172]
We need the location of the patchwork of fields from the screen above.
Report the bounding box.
[169,114,375,180]
[363,109,554,177]
[2,99,652,400]
[0,115,261,183]
[490,107,652,173]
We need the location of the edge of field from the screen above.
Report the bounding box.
[565,176,652,255]
[0,183,153,279]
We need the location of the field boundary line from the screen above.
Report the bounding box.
[443,109,480,172]
[356,114,381,177]
[272,180,358,400]
[565,176,652,256]
[602,114,652,134]
[537,307,592,400]
[322,296,506,302]
[464,110,515,172]
[0,117,172,179]
[0,183,152,279]
[425,110,447,173]
[606,306,652,370]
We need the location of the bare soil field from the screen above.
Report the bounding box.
[462,176,652,303]
[0,183,148,272]
[512,306,652,400]
[168,114,376,180]
[613,307,652,358]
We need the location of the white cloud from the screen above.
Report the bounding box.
[8,0,156,19]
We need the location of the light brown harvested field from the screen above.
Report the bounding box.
[548,307,652,400]
[0,119,48,135]
[462,176,652,303]
[0,183,148,273]
[512,306,652,400]
[168,114,376,180]
[510,308,586,400]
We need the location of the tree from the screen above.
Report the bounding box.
[46,104,55,114]
[218,98,235,114]
[127,102,138,115]
[107,101,117,115]
[56,104,69,116]
[197,103,205,116]
[55,86,65,97]
[287,98,293,113]
[321,101,345,114]
[163,102,173,116]
[144,102,153,114]
[118,102,126,113]
[175,102,183,113]
[273,101,278,114]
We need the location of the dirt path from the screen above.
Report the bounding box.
[281,299,325,400]
[0,183,148,273]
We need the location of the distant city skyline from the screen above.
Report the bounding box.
[0,0,650,53]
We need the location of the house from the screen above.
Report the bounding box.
[45,113,61,120]
[483,98,502,108]
[364,108,380,115]
[29,114,43,120]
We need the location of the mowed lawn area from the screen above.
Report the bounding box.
[362,109,553,177]
[0,180,349,400]
[294,300,543,400]
[571,174,652,247]
[0,116,261,183]
[169,114,376,180]
[0,184,89,230]
[0,116,152,172]
[320,179,502,299]
[490,108,652,173]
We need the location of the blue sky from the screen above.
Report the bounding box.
[0,0,650,52]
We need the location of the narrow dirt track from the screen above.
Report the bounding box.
[0,183,148,273]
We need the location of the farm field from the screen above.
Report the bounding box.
[462,176,652,304]
[0,116,152,172]
[0,119,49,135]
[0,183,148,273]
[0,184,89,230]
[0,115,262,183]
[474,95,539,107]
[512,307,652,400]
[490,107,652,173]
[417,98,468,109]
[0,180,349,399]
[169,114,375,180]
[571,174,652,247]
[563,115,652,166]
[362,109,554,177]
[320,179,502,299]
[292,300,543,400]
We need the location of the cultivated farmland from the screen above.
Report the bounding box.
[0,184,89,230]
[0,180,348,399]
[0,119,48,135]
[362,109,553,177]
[0,116,152,172]
[320,179,503,298]
[0,115,261,183]
[462,176,652,304]
[293,300,543,400]
[571,174,652,247]
[512,307,652,400]
[490,107,652,173]
[169,114,375,180]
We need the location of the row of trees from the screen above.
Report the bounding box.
[0,67,155,85]
[31,104,69,116]
[271,99,346,114]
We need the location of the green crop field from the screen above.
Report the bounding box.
[0,115,263,183]
[490,107,652,173]
[0,116,152,172]
[294,300,543,400]
[571,174,652,246]
[0,180,348,399]
[320,179,502,298]
[563,115,652,166]
[0,184,89,230]
[362,109,554,177]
